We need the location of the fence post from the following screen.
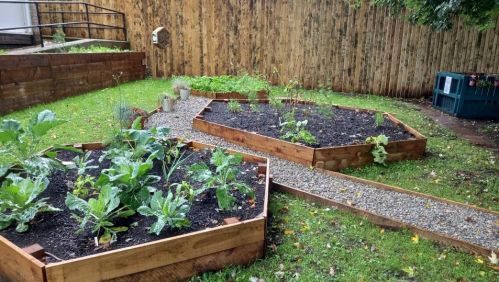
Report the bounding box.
[85,3,91,38]
[34,2,44,47]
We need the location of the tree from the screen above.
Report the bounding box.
[372,0,499,31]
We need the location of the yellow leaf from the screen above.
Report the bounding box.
[411,234,419,244]
[380,228,385,234]
[475,257,484,264]
[488,252,498,265]
[479,271,485,277]
[284,229,295,235]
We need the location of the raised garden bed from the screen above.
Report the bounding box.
[0,140,269,282]
[193,99,427,170]
[179,75,270,100]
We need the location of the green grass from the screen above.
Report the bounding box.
[0,49,6,55]
[0,78,169,149]
[195,193,497,281]
[178,75,270,93]
[67,45,128,53]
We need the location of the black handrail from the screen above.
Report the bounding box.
[0,1,126,47]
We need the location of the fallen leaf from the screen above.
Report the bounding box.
[329,267,336,276]
[411,234,419,244]
[274,271,285,279]
[284,229,295,235]
[488,252,498,265]
[479,271,485,277]
[401,266,415,278]
[475,257,484,264]
[380,228,385,234]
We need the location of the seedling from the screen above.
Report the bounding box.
[66,185,134,244]
[137,190,191,235]
[366,134,389,165]
[374,112,385,128]
[227,100,243,112]
[279,111,317,145]
[188,149,255,210]
[0,174,60,233]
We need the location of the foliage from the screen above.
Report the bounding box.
[68,45,127,53]
[137,190,190,235]
[188,149,254,210]
[279,111,317,145]
[365,134,389,165]
[72,175,95,199]
[114,102,133,129]
[316,99,335,120]
[65,185,134,244]
[162,148,191,186]
[0,49,6,55]
[372,0,499,31]
[0,110,66,176]
[98,156,160,210]
[0,174,60,232]
[269,97,284,110]
[178,75,269,93]
[52,28,66,44]
[68,151,98,176]
[172,78,190,95]
[374,112,385,128]
[227,100,243,113]
[171,181,203,203]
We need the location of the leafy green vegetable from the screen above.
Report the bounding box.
[279,111,317,145]
[171,181,203,203]
[97,156,160,210]
[137,190,190,235]
[374,112,385,128]
[67,151,98,176]
[366,134,389,165]
[188,149,254,210]
[0,110,66,176]
[65,185,134,243]
[0,174,60,232]
[177,75,269,93]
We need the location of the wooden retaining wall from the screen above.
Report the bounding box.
[0,52,146,115]
[45,0,499,98]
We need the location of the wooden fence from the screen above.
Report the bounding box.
[0,52,146,115]
[41,0,499,98]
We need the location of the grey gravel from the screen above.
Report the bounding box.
[147,96,499,251]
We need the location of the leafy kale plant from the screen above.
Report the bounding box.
[97,155,160,210]
[366,134,389,165]
[188,149,254,210]
[0,174,60,232]
[227,100,243,113]
[0,110,66,176]
[137,190,190,235]
[65,185,134,244]
[279,111,317,145]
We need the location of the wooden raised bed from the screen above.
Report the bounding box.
[193,99,427,170]
[0,141,270,282]
[191,89,268,99]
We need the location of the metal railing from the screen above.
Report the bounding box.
[0,1,126,47]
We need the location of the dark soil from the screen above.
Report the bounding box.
[0,147,265,262]
[203,101,415,147]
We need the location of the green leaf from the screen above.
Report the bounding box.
[149,218,166,236]
[216,188,235,210]
[0,119,22,143]
[30,110,67,137]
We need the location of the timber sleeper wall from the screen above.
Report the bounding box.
[0,52,146,115]
[193,99,427,171]
[191,89,269,100]
[0,141,269,282]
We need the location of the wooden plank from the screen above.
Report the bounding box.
[0,236,45,282]
[45,218,264,282]
[272,183,496,257]
[105,241,264,282]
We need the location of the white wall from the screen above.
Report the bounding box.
[0,1,32,34]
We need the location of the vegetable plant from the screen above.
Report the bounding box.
[269,97,284,110]
[0,110,66,176]
[98,155,160,210]
[0,174,60,232]
[279,111,317,145]
[374,112,385,128]
[366,134,389,165]
[137,190,191,235]
[178,75,269,93]
[171,181,203,203]
[68,151,98,176]
[66,185,134,244]
[227,100,243,113]
[72,175,96,199]
[188,149,255,210]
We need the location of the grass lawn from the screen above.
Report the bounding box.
[196,193,496,281]
[0,77,497,280]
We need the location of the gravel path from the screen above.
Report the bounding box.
[147,96,499,251]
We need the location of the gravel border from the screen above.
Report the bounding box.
[147,96,499,251]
